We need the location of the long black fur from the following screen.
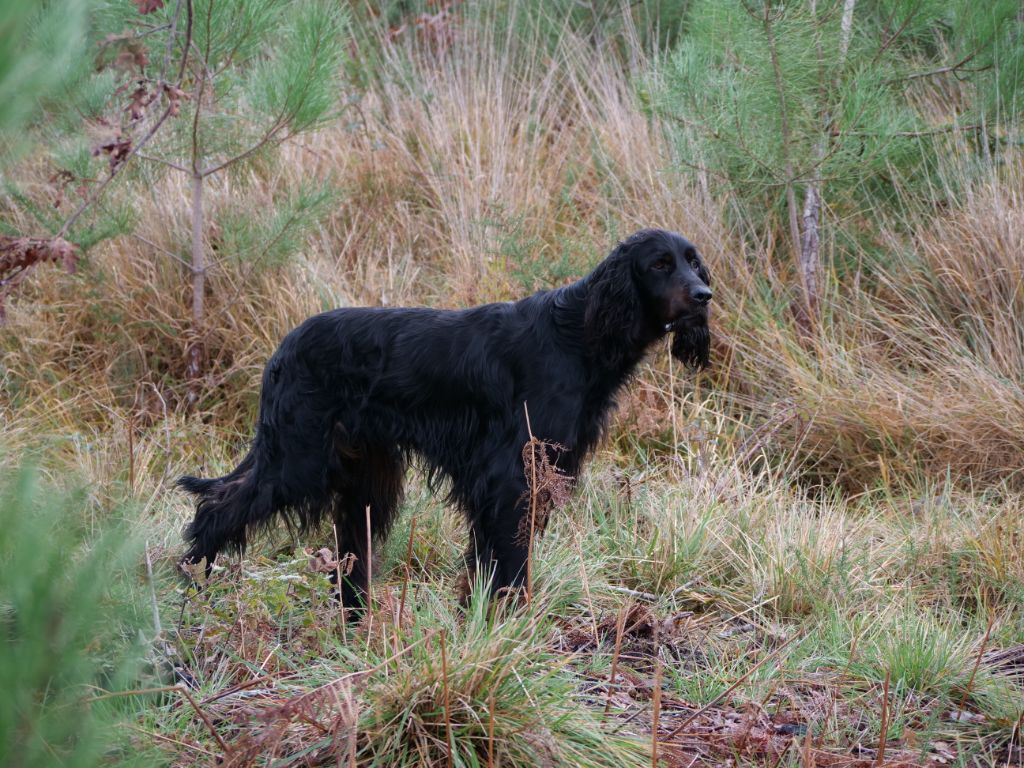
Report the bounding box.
[180,228,712,608]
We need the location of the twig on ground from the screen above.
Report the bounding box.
[874,668,891,767]
[178,683,232,756]
[959,616,995,712]
[604,604,628,719]
[664,631,801,741]
[607,585,661,602]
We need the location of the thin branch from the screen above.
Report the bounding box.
[606,585,661,602]
[177,684,232,756]
[888,51,981,83]
[872,0,923,65]
[55,0,193,241]
[135,152,190,173]
[129,232,192,268]
[58,113,168,239]
[663,632,801,740]
[847,123,983,138]
[199,119,287,177]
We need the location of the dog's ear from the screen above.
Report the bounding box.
[671,321,710,370]
[584,245,643,368]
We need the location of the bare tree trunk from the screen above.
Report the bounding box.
[797,0,856,329]
[186,14,208,410]
[839,0,856,59]
[187,171,204,406]
[762,9,803,271]
[799,183,820,318]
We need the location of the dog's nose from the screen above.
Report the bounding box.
[691,286,713,305]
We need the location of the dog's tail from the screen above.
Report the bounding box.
[178,447,274,571]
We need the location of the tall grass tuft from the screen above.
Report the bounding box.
[349,580,648,767]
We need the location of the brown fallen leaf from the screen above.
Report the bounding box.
[133,0,165,14]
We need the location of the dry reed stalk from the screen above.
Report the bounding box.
[127,410,135,495]
[875,668,891,767]
[440,630,454,768]
[525,403,537,606]
[398,515,417,632]
[651,624,662,768]
[364,504,373,635]
[801,721,814,767]
[487,690,496,768]
[959,616,995,712]
[333,522,346,636]
[603,604,628,719]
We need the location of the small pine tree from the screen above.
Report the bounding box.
[0,467,149,767]
[131,0,348,397]
[653,0,1023,320]
[1,0,348,392]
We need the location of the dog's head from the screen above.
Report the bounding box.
[585,228,712,370]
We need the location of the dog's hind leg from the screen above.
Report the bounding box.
[329,446,406,612]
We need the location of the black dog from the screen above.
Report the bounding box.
[180,228,711,608]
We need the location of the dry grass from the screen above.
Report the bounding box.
[5,5,1018,491]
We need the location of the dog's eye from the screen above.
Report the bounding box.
[651,257,672,271]
[685,249,700,268]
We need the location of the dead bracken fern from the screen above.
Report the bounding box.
[517,402,574,605]
[213,677,360,768]
[0,236,78,321]
[516,436,573,548]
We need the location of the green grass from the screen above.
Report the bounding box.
[6,419,1020,765]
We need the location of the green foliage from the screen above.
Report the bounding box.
[854,608,970,695]
[0,0,91,151]
[149,0,349,172]
[944,1,1024,117]
[468,0,692,52]
[0,466,150,767]
[657,2,916,235]
[653,0,1024,251]
[219,183,339,270]
[245,0,347,132]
